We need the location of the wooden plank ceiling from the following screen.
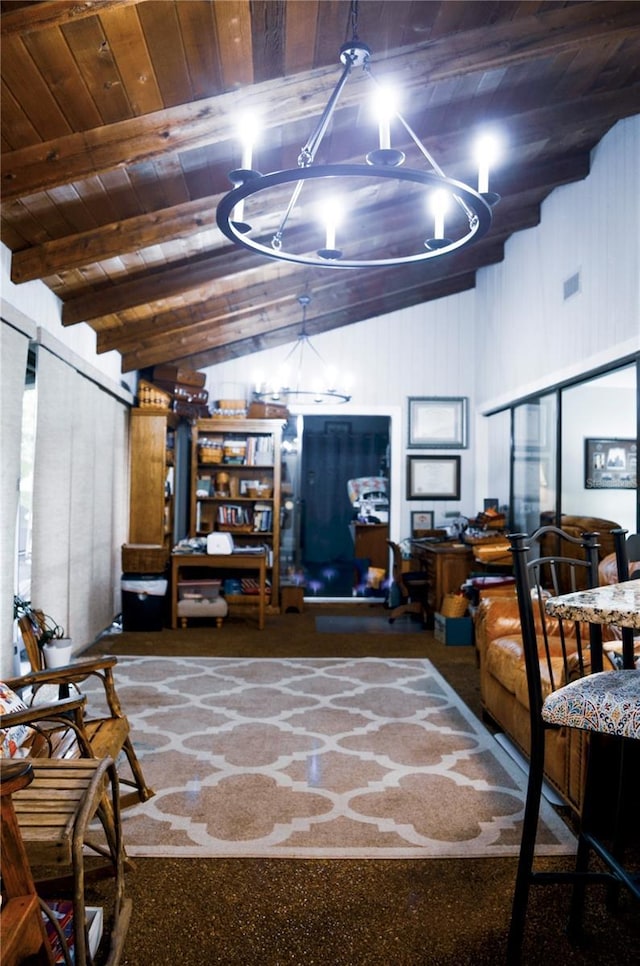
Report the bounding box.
[2,1,639,375]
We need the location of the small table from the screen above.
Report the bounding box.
[545,579,640,670]
[171,551,267,629]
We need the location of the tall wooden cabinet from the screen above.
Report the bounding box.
[190,418,284,605]
[128,409,178,553]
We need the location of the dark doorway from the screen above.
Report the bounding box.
[291,415,390,597]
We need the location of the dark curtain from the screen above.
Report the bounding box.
[301,417,389,564]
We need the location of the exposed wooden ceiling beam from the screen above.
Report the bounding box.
[0,0,148,36]
[2,2,637,200]
[150,274,480,372]
[58,155,565,334]
[11,150,590,285]
[10,193,223,283]
[118,232,516,371]
[95,166,564,358]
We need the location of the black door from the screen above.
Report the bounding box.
[299,415,390,596]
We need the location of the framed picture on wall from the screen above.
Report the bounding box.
[584,438,637,489]
[408,396,468,449]
[411,511,434,536]
[407,455,461,500]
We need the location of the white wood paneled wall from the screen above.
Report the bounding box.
[475,114,639,411]
[204,288,478,538]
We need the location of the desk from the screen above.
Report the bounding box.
[545,579,640,670]
[409,540,474,621]
[171,552,267,629]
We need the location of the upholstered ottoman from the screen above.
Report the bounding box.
[177,596,228,628]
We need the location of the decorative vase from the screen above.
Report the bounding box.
[42,639,73,668]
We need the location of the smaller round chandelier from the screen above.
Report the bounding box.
[253,295,352,405]
[217,1,500,270]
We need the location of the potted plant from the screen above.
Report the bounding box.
[13,595,73,667]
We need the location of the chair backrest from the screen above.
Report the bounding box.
[386,540,409,597]
[18,613,46,672]
[508,527,601,720]
[612,528,639,667]
[613,528,640,581]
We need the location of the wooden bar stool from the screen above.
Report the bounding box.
[9,757,132,966]
[1,760,55,965]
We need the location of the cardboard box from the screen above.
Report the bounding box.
[434,613,474,646]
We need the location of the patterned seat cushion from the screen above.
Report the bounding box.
[0,681,32,757]
[542,670,640,740]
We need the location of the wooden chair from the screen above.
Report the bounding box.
[11,614,153,809]
[385,540,429,625]
[507,526,640,962]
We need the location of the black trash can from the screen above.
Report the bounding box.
[121,573,168,631]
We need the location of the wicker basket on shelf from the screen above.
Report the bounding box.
[199,446,223,464]
[137,379,171,410]
[440,593,469,618]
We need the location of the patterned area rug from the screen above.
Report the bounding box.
[94,657,575,859]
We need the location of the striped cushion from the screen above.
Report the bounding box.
[542,670,640,740]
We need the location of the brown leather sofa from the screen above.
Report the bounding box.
[474,515,622,814]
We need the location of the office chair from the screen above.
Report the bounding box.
[507,526,640,962]
[385,540,429,626]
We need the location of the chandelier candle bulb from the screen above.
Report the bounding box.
[477,158,489,195]
[475,134,499,198]
[376,87,395,150]
[232,115,261,226]
[379,117,390,150]
[432,189,448,240]
[238,113,259,170]
[317,200,343,260]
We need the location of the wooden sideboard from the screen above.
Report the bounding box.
[353,523,389,572]
[410,541,474,622]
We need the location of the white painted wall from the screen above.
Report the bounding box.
[201,289,478,538]
[475,114,639,411]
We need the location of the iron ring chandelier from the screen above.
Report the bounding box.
[216,2,500,271]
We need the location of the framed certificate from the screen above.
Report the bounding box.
[407,455,461,500]
[411,511,434,535]
[408,397,468,449]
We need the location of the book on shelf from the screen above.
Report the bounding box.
[245,435,274,466]
[217,503,252,527]
[42,900,103,964]
[252,501,272,532]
